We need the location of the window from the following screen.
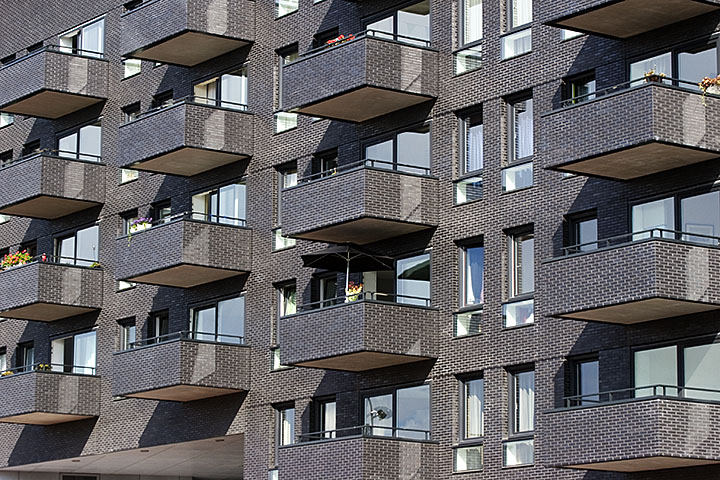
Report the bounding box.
[27,42,43,53]
[124,0,142,11]
[561,29,582,40]
[364,384,431,439]
[192,296,245,344]
[0,347,6,372]
[119,318,136,350]
[501,162,532,192]
[275,112,298,133]
[508,0,532,30]
[274,165,297,250]
[276,0,298,17]
[194,67,249,110]
[502,28,531,59]
[120,168,139,184]
[630,43,718,85]
[364,124,431,175]
[122,103,141,123]
[573,357,599,405]
[18,342,34,372]
[632,197,674,239]
[313,274,338,307]
[455,176,483,205]
[632,191,720,245]
[505,231,534,327]
[461,377,484,439]
[268,469,278,480]
[0,113,13,128]
[508,97,533,163]
[117,280,137,291]
[460,111,483,175]
[152,91,174,109]
[276,45,299,133]
[313,28,340,49]
[22,140,41,158]
[366,1,431,45]
[58,121,102,161]
[20,241,37,258]
[123,58,141,78]
[192,182,246,226]
[455,310,482,337]
[461,0,483,45]
[121,210,139,236]
[0,54,16,65]
[460,243,484,307]
[565,73,596,104]
[504,368,534,466]
[317,398,336,438]
[151,201,172,224]
[0,150,13,167]
[455,44,483,75]
[312,149,338,177]
[455,444,483,472]
[60,18,104,57]
[567,211,598,252]
[276,405,295,446]
[278,283,297,318]
[396,253,431,306]
[51,331,96,374]
[56,224,99,266]
[147,310,169,343]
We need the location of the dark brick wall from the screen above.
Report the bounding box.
[0,156,105,210]
[111,339,250,396]
[0,371,101,419]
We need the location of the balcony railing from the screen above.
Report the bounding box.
[125,211,247,233]
[564,384,720,408]
[296,291,432,313]
[129,96,249,124]
[125,330,244,350]
[296,159,432,185]
[561,228,720,256]
[0,253,100,271]
[1,362,96,376]
[294,30,432,61]
[297,425,432,443]
[1,45,105,67]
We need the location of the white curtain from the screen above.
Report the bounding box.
[221,69,248,110]
[464,0,483,44]
[516,99,533,159]
[512,0,532,28]
[466,123,483,172]
[73,331,96,375]
[81,20,104,57]
[516,371,534,431]
[465,379,484,437]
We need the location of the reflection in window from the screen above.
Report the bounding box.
[367,0,430,45]
[455,445,483,472]
[364,384,430,439]
[502,162,532,192]
[194,67,248,110]
[192,296,245,344]
[396,253,431,305]
[504,438,534,466]
[455,45,483,75]
[455,176,483,204]
[57,225,99,266]
[365,125,431,174]
[51,331,96,374]
[58,122,102,161]
[502,29,531,59]
[60,18,104,57]
[632,197,674,240]
[276,0,298,17]
[192,182,246,226]
[455,309,482,337]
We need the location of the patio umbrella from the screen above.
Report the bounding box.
[301,243,395,294]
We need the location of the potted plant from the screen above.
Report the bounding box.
[326,34,356,49]
[1,371,13,377]
[0,250,33,271]
[699,75,720,105]
[345,281,363,302]
[127,217,152,245]
[644,69,666,83]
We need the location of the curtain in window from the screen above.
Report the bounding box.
[221,69,248,109]
[512,0,532,28]
[465,246,484,305]
[464,0,483,44]
[281,408,295,445]
[465,123,483,173]
[515,99,533,159]
[465,379,484,437]
[81,20,104,57]
[282,288,297,316]
[515,371,534,432]
[73,331,96,374]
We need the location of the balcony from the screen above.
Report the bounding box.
[542,80,720,180]
[0,46,108,119]
[0,259,103,322]
[279,427,437,480]
[0,365,100,425]
[544,230,720,324]
[115,213,251,288]
[282,161,438,244]
[545,0,720,38]
[122,0,255,66]
[278,293,437,371]
[0,152,105,219]
[112,332,250,402]
[546,386,720,471]
[282,32,438,122]
[119,97,253,176]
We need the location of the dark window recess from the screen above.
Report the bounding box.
[566,211,598,252]
[313,28,340,49]
[27,42,43,53]
[147,310,169,342]
[22,140,41,157]
[123,0,143,11]
[122,103,141,123]
[152,91,174,109]
[564,73,596,104]
[0,54,16,65]
[312,149,338,176]
[20,241,37,258]
[151,201,171,223]
[0,150,12,167]
[0,248,9,258]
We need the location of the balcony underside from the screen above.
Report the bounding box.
[292,86,434,123]
[567,455,720,472]
[127,147,250,177]
[2,303,99,322]
[558,297,720,324]
[0,412,96,426]
[0,90,105,119]
[0,196,102,219]
[122,384,244,402]
[551,142,720,180]
[293,351,431,372]
[291,217,433,245]
[549,0,720,38]
[127,31,250,67]
[124,264,248,288]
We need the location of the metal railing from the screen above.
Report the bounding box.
[1,45,105,69]
[294,291,432,313]
[297,425,432,443]
[297,29,431,60]
[125,211,247,235]
[126,330,244,349]
[0,253,100,272]
[296,159,431,185]
[562,228,720,256]
[559,76,715,109]
[564,384,720,408]
[1,148,102,169]
[0,362,96,376]
[129,95,248,122]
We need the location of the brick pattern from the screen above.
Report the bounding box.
[0,155,105,210]
[0,371,100,419]
[111,338,250,396]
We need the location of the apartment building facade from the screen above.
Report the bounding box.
[0,0,718,479]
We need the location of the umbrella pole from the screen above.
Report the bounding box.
[345,261,350,296]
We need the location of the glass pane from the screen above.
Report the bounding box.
[396,253,431,305]
[465,120,483,173]
[275,112,297,133]
[464,246,484,305]
[502,162,533,192]
[578,218,598,251]
[455,176,483,204]
[681,191,720,245]
[280,408,295,445]
[398,1,430,45]
[365,139,393,169]
[504,439,534,466]
[397,384,430,439]
[634,346,678,397]
[514,370,534,432]
[515,235,534,294]
[632,197,674,240]
[76,225,99,266]
[73,331,96,374]
[455,445,483,472]
[0,353,6,372]
[58,132,78,159]
[322,401,336,438]
[219,183,246,225]
[465,379,484,438]
[513,98,533,160]
[630,52,671,85]
[221,69,248,109]
[683,343,720,400]
[397,126,430,174]
[218,296,245,344]
[121,169,138,183]
[463,0,483,44]
[123,58,141,78]
[679,46,717,84]
[81,20,104,56]
[455,45,483,75]
[367,16,394,40]
[194,307,216,342]
[455,309,482,336]
[276,0,298,17]
[511,0,532,28]
[78,124,102,161]
[561,29,582,40]
[504,299,534,327]
[578,360,599,405]
[282,286,297,316]
[364,394,393,436]
[501,28,531,59]
[58,236,76,264]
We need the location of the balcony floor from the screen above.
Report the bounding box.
[0,196,102,219]
[293,86,434,123]
[550,0,720,38]
[552,142,720,180]
[569,455,720,472]
[294,351,431,372]
[559,297,720,324]
[127,147,249,177]
[128,32,250,67]
[2,303,99,322]
[123,384,244,402]
[0,412,96,426]
[293,217,433,245]
[1,90,105,119]
[125,264,248,288]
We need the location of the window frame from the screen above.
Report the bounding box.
[275,403,296,447]
[566,210,598,251]
[17,341,34,371]
[458,237,484,308]
[189,294,246,344]
[362,0,433,45]
[54,223,100,266]
[55,119,102,161]
[570,354,600,405]
[190,179,247,225]
[506,0,532,33]
[49,328,97,374]
[458,375,484,442]
[361,122,432,175]
[147,310,170,343]
[508,366,535,436]
[508,229,534,300]
[626,37,720,83]
[459,0,483,49]
[458,108,483,177]
[192,64,249,109]
[506,94,534,165]
[361,382,432,440]
[118,317,136,351]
